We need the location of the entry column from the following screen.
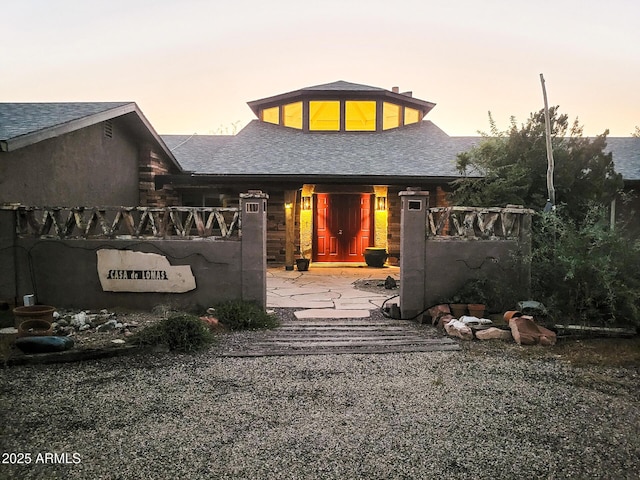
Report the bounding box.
[240,190,268,308]
[399,188,429,321]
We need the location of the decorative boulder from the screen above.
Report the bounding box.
[475,327,513,341]
[509,316,556,346]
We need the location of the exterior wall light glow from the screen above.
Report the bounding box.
[302,196,312,210]
[376,196,387,211]
[285,202,293,209]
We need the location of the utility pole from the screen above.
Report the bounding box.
[540,73,556,208]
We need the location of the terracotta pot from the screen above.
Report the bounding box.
[17,319,54,338]
[503,310,523,323]
[468,304,486,318]
[13,305,55,328]
[450,303,467,318]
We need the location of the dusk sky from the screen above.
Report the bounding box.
[3,0,639,137]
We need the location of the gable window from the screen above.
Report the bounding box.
[261,106,279,125]
[309,101,340,131]
[345,101,376,131]
[283,101,303,129]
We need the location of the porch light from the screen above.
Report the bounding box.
[302,196,312,210]
[285,202,293,209]
[376,196,387,211]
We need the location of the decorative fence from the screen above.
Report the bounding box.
[12,206,240,240]
[427,206,533,239]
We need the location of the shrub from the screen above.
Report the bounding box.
[211,300,279,330]
[531,205,640,328]
[130,313,214,352]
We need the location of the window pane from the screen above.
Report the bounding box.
[283,101,302,129]
[309,101,340,131]
[261,106,279,125]
[404,107,420,125]
[383,102,400,130]
[345,101,376,131]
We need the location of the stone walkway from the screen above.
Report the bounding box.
[266,264,400,318]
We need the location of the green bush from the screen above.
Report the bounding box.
[531,205,640,328]
[130,313,214,352]
[211,300,279,330]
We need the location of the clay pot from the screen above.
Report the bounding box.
[364,248,388,268]
[503,310,523,323]
[17,319,53,338]
[468,304,486,318]
[13,305,55,328]
[450,304,467,318]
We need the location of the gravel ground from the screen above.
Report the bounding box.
[1,314,639,480]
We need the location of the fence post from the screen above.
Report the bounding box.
[239,191,269,309]
[399,188,430,321]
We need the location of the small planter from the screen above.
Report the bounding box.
[450,303,468,318]
[468,304,486,318]
[364,247,387,268]
[296,258,310,271]
[13,305,55,328]
[17,319,53,338]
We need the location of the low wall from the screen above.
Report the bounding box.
[0,192,268,311]
[399,189,532,320]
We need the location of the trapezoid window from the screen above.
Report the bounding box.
[261,106,279,125]
[404,107,420,125]
[283,101,303,129]
[382,102,401,130]
[345,101,376,131]
[309,101,340,131]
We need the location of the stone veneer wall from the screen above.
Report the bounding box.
[138,144,180,207]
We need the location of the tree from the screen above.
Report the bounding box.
[633,126,640,138]
[452,107,623,221]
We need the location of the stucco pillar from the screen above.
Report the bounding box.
[284,190,297,270]
[240,191,268,308]
[399,188,430,321]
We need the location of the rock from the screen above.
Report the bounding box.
[428,304,451,326]
[443,319,473,340]
[96,319,118,332]
[115,322,123,329]
[111,339,126,345]
[56,319,69,327]
[53,311,60,319]
[79,324,91,331]
[459,315,492,326]
[100,309,109,314]
[384,276,397,289]
[124,330,134,337]
[475,327,512,341]
[509,317,557,346]
[70,312,87,328]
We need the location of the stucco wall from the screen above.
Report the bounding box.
[10,238,242,311]
[0,120,139,206]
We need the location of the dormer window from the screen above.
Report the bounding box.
[248,81,435,133]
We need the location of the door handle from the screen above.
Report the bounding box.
[338,229,343,235]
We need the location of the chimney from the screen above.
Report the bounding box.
[392,86,399,93]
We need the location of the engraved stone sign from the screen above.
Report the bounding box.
[97,249,196,293]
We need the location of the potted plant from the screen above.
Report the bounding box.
[458,278,489,318]
[446,294,468,318]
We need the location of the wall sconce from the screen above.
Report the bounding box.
[376,196,387,211]
[284,202,293,210]
[301,196,312,210]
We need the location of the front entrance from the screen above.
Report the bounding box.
[313,193,372,262]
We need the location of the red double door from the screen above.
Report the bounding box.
[313,193,373,262]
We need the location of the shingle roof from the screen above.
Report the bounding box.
[301,80,387,92]
[606,138,640,181]
[0,102,132,142]
[170,120,479,178]
[0,102,182,171]
[164,122,640,182]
